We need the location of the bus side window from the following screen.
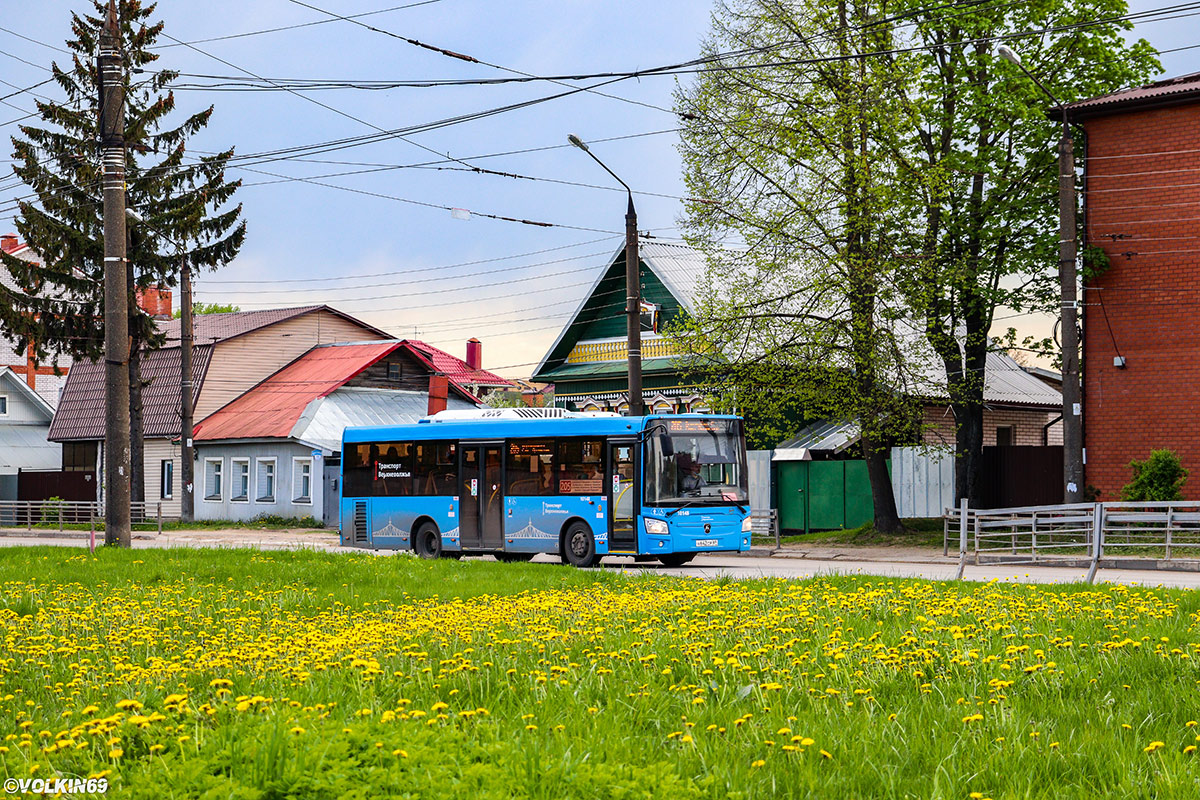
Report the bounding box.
[557,438,604,494]
[342,443,373,497]
[376,443,413,496]
[414,443,437,496]
[506,439,554,496]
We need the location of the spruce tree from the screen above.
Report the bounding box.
[0,0,245,501]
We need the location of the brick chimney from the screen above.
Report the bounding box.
[465,337,482,371]
[1,234,19,253]
[136,286,173,320]
[427,375,449,416]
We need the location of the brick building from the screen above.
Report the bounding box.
[1069,72,1200,499]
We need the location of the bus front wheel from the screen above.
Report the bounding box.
[413,523,442,559]
[562,522,598,569]
[659,553,695,568]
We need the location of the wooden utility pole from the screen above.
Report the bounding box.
[180,256,194,521]
[99,0,131,546]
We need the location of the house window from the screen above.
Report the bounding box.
[996,426,1015,447]
[63,442,98,472]
[231,458,250,502]
[0,395,7,416]
[204,459,223,501]
[160,459,174,500]
[256,458,276,503]
[293,458,313,504]
[388,362,402,381]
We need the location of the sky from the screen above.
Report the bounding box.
[1,0,1198,378]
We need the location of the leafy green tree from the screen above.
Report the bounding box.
[173,302,241,319]
[0,0,245,499]
[1121,450,1189,502]
[676,0,925,532]
[889,0,1158,505]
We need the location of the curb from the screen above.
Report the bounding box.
[743,547,954,566]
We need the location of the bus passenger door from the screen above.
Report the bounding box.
[481,445,503,549]
[608,440,637,552]
[459,446,481,548]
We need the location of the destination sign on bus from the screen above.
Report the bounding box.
[666,420,726,433]
[509,441,554,456]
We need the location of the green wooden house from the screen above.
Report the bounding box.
[532,240,714,413]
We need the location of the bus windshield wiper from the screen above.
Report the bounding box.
[665,501,702,517]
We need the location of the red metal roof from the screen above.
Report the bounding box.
[194,341,401,442]
[1066,71,1200,119]
[403,339,513,393]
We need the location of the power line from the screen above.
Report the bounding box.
[201,236,618,284]
[152,1,447,49]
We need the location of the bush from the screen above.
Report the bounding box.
[1121,450,1189,501]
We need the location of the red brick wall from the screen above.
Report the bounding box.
[1082,103,1200,499]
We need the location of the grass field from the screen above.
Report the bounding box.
[1,548,1199,798]
[777,517,946,548]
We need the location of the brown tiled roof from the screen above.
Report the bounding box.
[157,305,389,346]
[50,306,393,442]
[48,345,214,441]
[1066,72,1200,119]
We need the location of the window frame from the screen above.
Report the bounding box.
[554,437,606,496]
[255,457,277,504]
[505,438,557,497]
[230,458,250,503]
[996,426,1015,447]
[0,394,8,416]
[160,459,174,500]
[292,457,313,505]
[203,458,224,502]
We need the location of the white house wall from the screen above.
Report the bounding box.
[194,441,325,524]
[143,438,182,519]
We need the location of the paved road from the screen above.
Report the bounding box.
[3,529,1199,588]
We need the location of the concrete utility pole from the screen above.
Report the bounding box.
[99,0,132,546]
[180,254,194,521]
[568,134,644,416]
[998,44,1084,504]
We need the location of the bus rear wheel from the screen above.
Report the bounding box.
[495,552,535,563]
[562,522,598,569]
[659,553,695,568]
[413,523,441,559]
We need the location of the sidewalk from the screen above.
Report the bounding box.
[749,543,953,564]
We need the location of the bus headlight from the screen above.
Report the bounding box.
[645,518,668,535]
[741,517,752,533]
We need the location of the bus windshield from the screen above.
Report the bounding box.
[644,418,748,506]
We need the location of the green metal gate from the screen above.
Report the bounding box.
[776,459,887,533]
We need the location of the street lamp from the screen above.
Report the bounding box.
[997,44,1084,504]
[125,208,196,521]
[568,133,644,417]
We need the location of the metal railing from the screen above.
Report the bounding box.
[943,501,1200,583]
[0,500,165,535]
[750,509,780,552]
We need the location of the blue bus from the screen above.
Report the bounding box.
[339,409,751,567]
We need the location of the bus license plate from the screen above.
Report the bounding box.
[696,539,718,547]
